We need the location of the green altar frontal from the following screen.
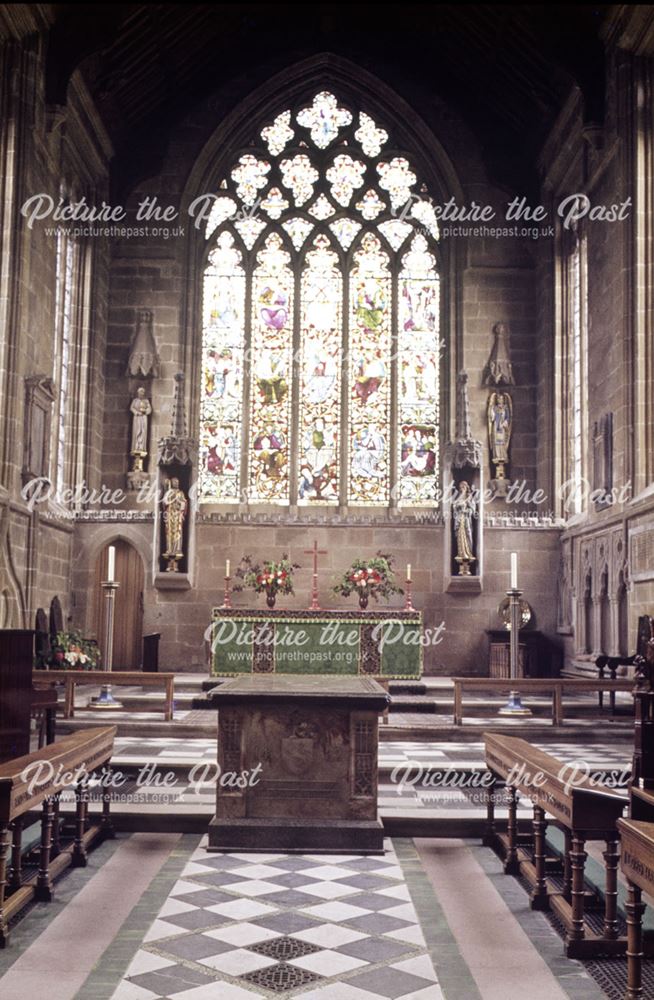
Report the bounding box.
[210,608,423,679]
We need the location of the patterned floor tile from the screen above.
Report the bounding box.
[289,949,369,975]
[203,920,281,946]
[346,966,437,998]
[204,898,276,920]
[124,951,177,976]
[346,913,416,935]
[197,946,277,974]
[293,923,368,948]
[156,933,235,962]
[302,901,372,923]
[127,964,217,997]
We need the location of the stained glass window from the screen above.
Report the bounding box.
[199,91,442,510]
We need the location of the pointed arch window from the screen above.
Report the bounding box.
[199,90,442,507]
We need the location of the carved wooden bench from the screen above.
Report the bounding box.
[485,732,627,958]
[0,725,116,946]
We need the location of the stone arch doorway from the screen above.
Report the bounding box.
[92,540,144,669]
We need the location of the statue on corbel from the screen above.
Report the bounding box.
[483,322,515,499]
[444,371,483,585]
[126,309,160,492]
[487,390,513,495]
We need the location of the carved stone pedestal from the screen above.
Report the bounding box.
[206,674,389,854]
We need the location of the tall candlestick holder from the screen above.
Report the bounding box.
[90,580,123,709]
[222,575,233,609]
[498,587,532,717]
[404,578,415,611]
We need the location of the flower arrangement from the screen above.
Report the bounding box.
[51,629,101,670]
[333,552,403,609]
[233,554,301,608]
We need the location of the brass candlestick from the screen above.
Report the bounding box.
[498,587,532,717]
[90,580,123,709]
[404,578,415,611]
[222,575,232,609]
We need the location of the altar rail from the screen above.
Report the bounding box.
[0,725,116,946]
[484,732,627,957]
[453,677,634,726]
[41,670,175,721]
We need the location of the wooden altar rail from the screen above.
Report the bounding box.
[40,670,175,721]
[484,732,628,957]
[618,819,654,1000]
[453,677,634,726]
[0,725,116,946]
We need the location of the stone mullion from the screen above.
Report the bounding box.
[240,265,253,508]
[339,254,351,512]
[389,267,399,512]
[288,262,302,510]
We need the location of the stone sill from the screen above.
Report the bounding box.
[154,572,192,590]
[446,576,482,594]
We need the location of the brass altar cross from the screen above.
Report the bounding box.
[304,539,327,610]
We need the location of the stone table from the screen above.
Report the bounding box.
[206,673,390,854]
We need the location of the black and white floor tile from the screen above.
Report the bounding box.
[110,838,442,1000]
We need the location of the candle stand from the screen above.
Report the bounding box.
[90,580,123,709]
[498,586,532,717]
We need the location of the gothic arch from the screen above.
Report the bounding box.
[180,54,466,446]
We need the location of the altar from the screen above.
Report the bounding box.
[209,607,423,679]
[206,673,389,853]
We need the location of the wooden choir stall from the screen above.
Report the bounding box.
[484,731,627,958]
[617,615,654,999]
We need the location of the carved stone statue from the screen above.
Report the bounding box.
[130,387,152,472]
[487,391,512,484]
[453,480,477,576]
[162,477,188,572]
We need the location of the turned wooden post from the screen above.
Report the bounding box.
[8,817,23,892]
[72,778,89,867]
[51,793,61,855]
[36,797,54,901]
[562,827,572,899]
[504,783,519,874]
[531,804,549,909]
[625,881,645,1000]
[602,834,620,939]
[484,773,497,846]
[0,824,10,946]
[101,772,114,838]
[568,833,587,941]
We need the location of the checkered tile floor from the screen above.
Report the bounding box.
[111,737,633,770]
[111,838,442,1000]
[89,738,631,818]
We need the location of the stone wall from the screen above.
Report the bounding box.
[71,519,560,673]
[0,18,111,631]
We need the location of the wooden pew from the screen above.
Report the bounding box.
[42,669,175,721]
[0,725,116,946]
[453,677,634,726]
[617,819,654,1000]
[485,732,627,957]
